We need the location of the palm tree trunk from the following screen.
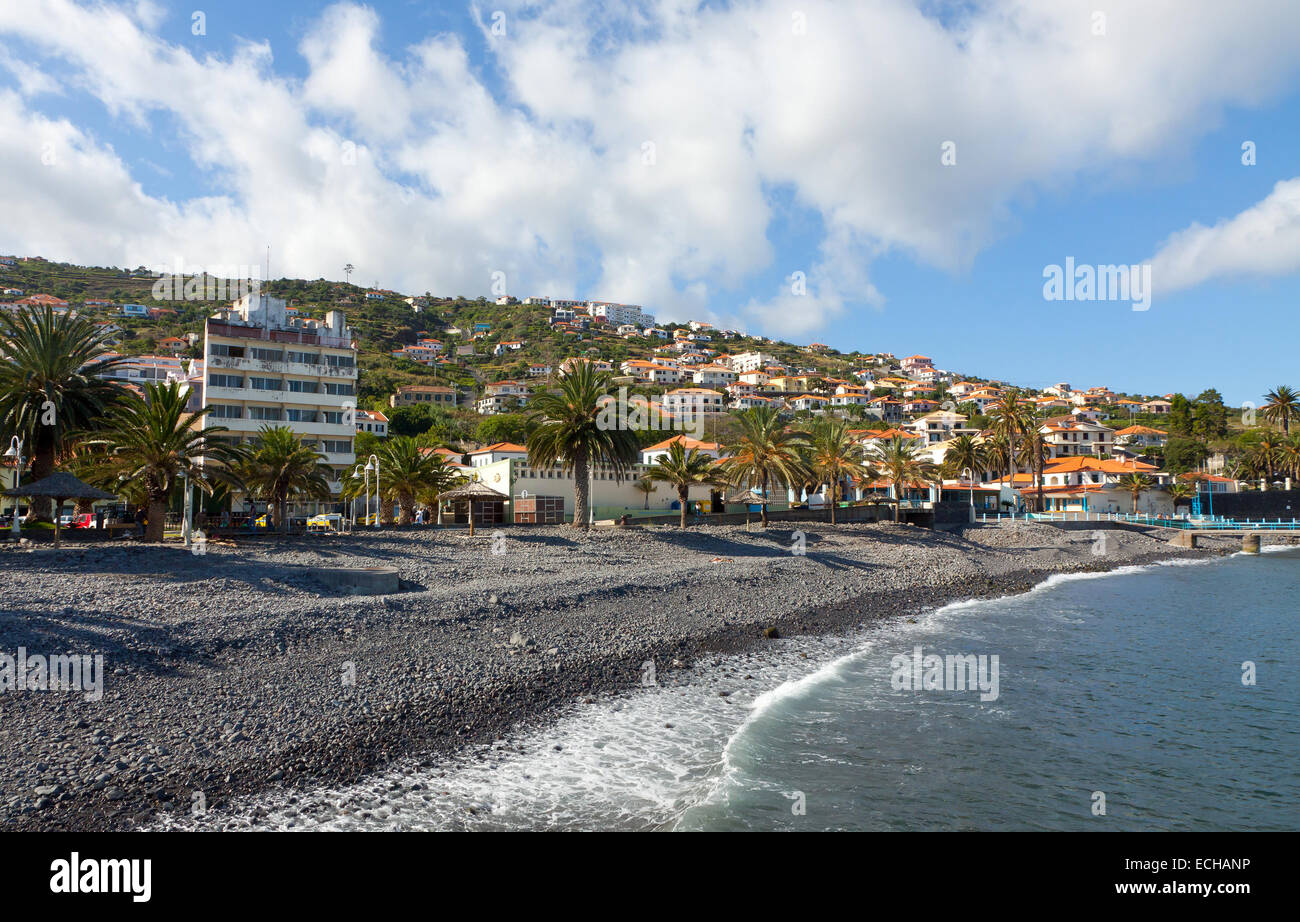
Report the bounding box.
[146,496,166,542]
[26,439,56,523]
[894,480,901,522]
[572,450,589,528]
[679,486,688,529]
[759,475,769,528]
[398,492,414,525]
[829,481,837,525]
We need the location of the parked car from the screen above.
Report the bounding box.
[69,513,98,529]
[307,513,343,533]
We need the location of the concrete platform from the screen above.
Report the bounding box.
[309,565,401,595]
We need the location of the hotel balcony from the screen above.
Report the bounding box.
[206,353,357,379]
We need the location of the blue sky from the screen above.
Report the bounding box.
[2,0,1299,407]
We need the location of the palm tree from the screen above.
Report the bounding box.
[868,437,933,522]
[239,427,332,533]
[1118,472,1152,514]
[1250,432,1283,486]
[645,442,721,528]
[343,263,355,285]
[1020,427,1052,512]
[632,476,658,510]
[1166,481,1197,513]
[526,361,639,527]
[414,452,466,523]
[806,417,875,524]
[377,436,447,524]
[718,406,809,528]
[944,434,986,486]
[83,381,243,542]
[1279,435,1300,482]
[989,390,1031,488]
[982,434,1010,484]
[1262,385,1299,436]
[0,305,128,520]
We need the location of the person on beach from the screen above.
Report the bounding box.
[134,507,146,537]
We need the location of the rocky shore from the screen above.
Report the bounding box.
[0,519,1238,830]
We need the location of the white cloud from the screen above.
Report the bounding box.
[1150,178,1300,294]
[1,0,1299,336]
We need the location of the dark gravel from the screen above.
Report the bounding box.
[0,519,1230,830]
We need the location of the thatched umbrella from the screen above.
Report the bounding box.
[436,480,507,536]
[726,487,770,529]
[5,472,116,548]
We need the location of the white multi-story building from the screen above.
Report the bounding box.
[905,410,976,445]
[661,388,726,417]
[729,351,778,374]
[692,364,737,388]
[587,301,655,328]
[1039,417,1116,458]
[202,292,357,514]
[356,409,389,438]
[475,380,530,415]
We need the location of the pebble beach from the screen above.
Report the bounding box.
[0,520,1236,830]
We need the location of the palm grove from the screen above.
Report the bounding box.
[5,306,1300,536]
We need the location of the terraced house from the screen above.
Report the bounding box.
[202,292,357,514]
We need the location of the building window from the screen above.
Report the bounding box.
[249,377,282,391]
[208,404,242,419]
[248,406,282,421]
[208,373,243,388]
[250,347,284,362]
[287,379,319,393]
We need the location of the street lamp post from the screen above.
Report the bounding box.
[5,436,23,536]
[181,466,193,548]
[352,463,364,532]
[366,454,380,529]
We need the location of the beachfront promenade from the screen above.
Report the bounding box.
[977,510,1300,552]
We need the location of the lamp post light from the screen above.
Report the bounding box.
[366,454,380,529]
[352,463,364,532]
[5,436,22,536]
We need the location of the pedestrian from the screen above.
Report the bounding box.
[134,507,145,537]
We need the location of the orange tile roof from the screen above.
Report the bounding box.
[470,442,528,454]
[1043,456,1157,474]
[643,435,721,453]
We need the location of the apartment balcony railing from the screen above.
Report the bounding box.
[207,353,357,379]
[207,320,354,351]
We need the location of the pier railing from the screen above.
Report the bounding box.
[976,511,1300,531]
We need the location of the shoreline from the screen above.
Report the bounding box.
[0,521,1245,831]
